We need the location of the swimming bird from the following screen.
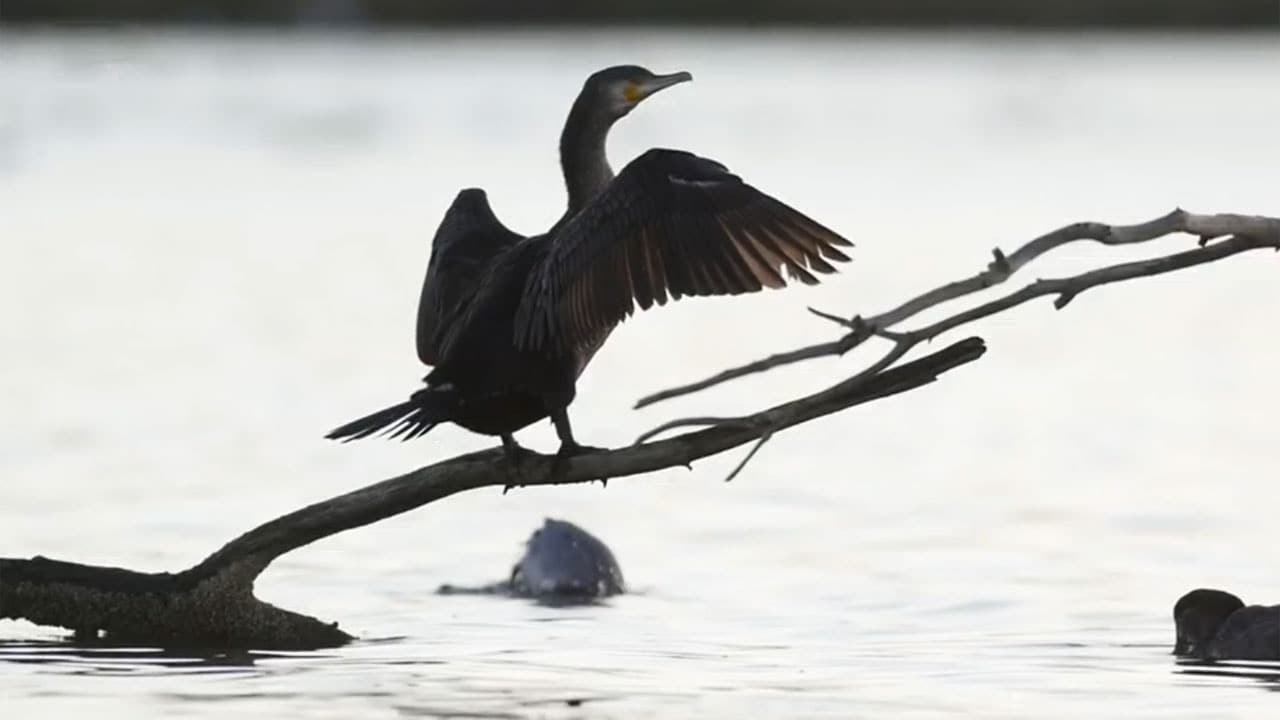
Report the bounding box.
[326,65,853,461]
[1173,588,1280,660]
[437,518,625,601]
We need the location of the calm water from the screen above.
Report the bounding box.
[2,28,1279,718]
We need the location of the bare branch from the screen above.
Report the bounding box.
[636,209,1280,407]
[723,434,771,483]
[634,416,747,444]
[807,306,857,329]
[633,336,859,409]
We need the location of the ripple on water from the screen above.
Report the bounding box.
[3,27,1280,720]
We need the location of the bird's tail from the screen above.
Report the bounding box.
[325,388,455,442]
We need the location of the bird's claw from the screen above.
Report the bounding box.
[550,442,610,485]
[556,442,608,459]
[502,445,537,494]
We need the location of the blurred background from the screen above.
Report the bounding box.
[2,4,1279,720]
[1,0,1277,27]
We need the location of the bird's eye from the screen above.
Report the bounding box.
[622,82,642,103]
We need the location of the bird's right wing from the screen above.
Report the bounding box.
[415,189,524,365]
[514,148,853,354]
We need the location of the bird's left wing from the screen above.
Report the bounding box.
[514,148,853,353]
[416,188,525,365]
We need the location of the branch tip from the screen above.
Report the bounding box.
[808,306,856,329]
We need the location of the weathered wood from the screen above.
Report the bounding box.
[1,556,351,649]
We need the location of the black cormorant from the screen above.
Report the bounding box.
[1173,588,1280,660]
[436,518,624,600]
[326,65,854,460]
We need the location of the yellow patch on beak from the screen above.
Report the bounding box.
[622,82,643,103]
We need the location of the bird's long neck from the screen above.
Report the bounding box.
[559,93,615,214]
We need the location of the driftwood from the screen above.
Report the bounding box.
[2,208,1276,650]
[0,340,983,649]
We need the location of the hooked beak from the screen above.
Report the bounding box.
[639,70,693,99]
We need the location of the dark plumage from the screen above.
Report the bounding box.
[327,65,853,459]
[436,518,624,601]
[1173,588,1280,660]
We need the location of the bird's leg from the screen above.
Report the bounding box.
[501,433,528,461]
[548,406,609,486]
[500,433,534,493]
[549,407,606,457]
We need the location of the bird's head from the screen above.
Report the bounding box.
[583,65,693,120]
[1173,588,1244,657]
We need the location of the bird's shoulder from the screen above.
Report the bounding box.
[431,187,526,261]
[616,148,739,190]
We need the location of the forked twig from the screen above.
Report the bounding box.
[636,209,1280,408]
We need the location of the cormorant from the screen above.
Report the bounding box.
[326,65,853,461]
[1173,588,1280,660]
[436,518,624,601]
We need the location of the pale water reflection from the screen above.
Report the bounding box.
[2,28,1279,719]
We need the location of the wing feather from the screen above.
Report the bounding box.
[733,230,788,290]
[753,223,820,285]
[415,189,524,365]
[517,149,853,353]
[627,227,655,310]
[642,226,670,307]
[695,213,751,294]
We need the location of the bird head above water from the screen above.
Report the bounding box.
[1173,588,1245,657]
[580,65,693,121]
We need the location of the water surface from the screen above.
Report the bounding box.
[2,28,1279,718]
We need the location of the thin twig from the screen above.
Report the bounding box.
[633,336,858,409]
[907,233,1276,341]
[636,209,1280,407]
[723,433,771,483]
[634,416,747,444]
[808,306,856,329]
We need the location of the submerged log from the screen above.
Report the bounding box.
[1,556,350,649]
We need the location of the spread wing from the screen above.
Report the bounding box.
[415,188,524,365]
[514,148,853,353]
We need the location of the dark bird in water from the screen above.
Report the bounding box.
[326,65,853,461]
[1173,588,1280,660]
[437,517,625,602]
